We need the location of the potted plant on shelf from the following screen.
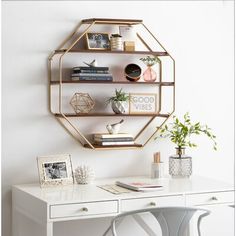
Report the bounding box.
[140,56,160,82]
[107,88,130,114]
[158,113,217,178]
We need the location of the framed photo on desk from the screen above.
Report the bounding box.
[37,154,74,187]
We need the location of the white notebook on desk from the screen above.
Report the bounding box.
[116,180,164,192]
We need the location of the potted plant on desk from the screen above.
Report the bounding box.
[158,113,217,178]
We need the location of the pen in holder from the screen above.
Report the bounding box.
[151,152,164,179]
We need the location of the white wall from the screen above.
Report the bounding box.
[2,1,234,236]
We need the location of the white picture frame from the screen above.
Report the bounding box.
[37,154,74,187]
[129,93,157,114]
[119,26,136,41]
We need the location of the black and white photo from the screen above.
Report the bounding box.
[37,154,73,187]
[44,162,67,180]
[86,32,110,50]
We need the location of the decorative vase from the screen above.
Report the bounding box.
[169,147,192,178]
[111,101,128,114]
[143,66,157,82]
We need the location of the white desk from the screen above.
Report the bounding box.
[12,176,234,236]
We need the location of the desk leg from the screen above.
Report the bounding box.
[12,207,19,236]
[45,222,53,236]
[12,206,53,236]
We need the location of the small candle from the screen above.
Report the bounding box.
[151,152,164,179]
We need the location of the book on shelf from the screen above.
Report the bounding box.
[73,67,109,74]
[71,73,112,77]
[71,76,113,81]
[94,133,134,146]
[73,66,109,71]
[116,181,164,192]
[94,133,134,139]
[73,69,110,74]
[94,141,135,146]
[94,137,134,142]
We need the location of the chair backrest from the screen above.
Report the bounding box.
[105,206,210,236]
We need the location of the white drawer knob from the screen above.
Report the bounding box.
[211,196,218,201]
[149,202,156,206]
[82,207,88,212]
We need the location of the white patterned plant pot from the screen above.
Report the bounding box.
[111,101,128,114]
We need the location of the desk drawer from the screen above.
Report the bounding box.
[50,200,118,219]
[121,195,184,212]
[186,191,234,206]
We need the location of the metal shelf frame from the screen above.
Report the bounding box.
[48,18,175,150]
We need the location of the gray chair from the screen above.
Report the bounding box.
[103,206,210,236]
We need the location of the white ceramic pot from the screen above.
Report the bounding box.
[111,101,128,114]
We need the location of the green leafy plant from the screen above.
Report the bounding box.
[106,88,130,104]
[158,113,217,150]
[140,56,160,66]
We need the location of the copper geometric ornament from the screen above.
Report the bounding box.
[70,93,95,113]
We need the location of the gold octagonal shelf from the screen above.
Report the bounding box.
[48,18,175,150]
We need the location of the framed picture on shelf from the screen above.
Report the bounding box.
[129,93,157,114]
[37,154,74,187]
[119,26,136,41]
[86,32,110,50]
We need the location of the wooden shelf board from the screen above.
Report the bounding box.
[54,113,169,118]
[84,143,143,150]
[54,49,168,56]
[50,80,174,85]
[81,18,143,25]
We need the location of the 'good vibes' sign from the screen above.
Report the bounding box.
[129,93,157,114]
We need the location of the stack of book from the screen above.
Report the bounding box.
[93,133,134,146]
[71,66,113,81]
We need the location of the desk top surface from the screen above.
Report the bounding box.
[13,176,234,205]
